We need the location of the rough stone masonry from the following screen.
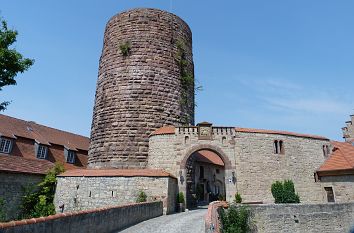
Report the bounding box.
[88,8,195,169]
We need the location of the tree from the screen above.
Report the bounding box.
[0,18,34,111]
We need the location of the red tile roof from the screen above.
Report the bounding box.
[0,114,89,150]
[58,168,176,178]
[150,126,175,136]
[235,127,328,140]
[0,155,54,175]
[317,141,354,175]
[194,150,224,166]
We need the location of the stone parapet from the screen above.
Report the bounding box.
[0,201,163,233]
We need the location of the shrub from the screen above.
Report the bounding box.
[0,197,6,222]
[235,193,242,204]
[136,190,147,203]
[271,180,300,203]
[220,205,251,233]
[119,41,131,56]
[19,163,64,219]
[177,192,185,204]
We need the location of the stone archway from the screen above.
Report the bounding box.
[181,145,231,209]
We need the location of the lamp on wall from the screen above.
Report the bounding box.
[232,171,236,184]
[179,170,184,184]
[213,173,216,182]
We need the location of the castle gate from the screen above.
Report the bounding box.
[183,149,226,208]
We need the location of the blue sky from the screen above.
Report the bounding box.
[1,0,354,140]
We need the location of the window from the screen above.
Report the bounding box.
[324,187,335,202]
[66,150,76,164]
[184,136,189,144]
[222,136,226,145]
[274,140,284,154]
[274,140,279,154]
[36,145,48,159]
[0,138,12,154]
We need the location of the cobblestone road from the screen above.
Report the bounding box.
[118,207,207,233]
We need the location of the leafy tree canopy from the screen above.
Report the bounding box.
[0,18,34,111]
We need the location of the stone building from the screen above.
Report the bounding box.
[0,114,89,220]
[54,8,354,214]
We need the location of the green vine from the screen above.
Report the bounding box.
[175,39,201,125]
[119,41,131,56]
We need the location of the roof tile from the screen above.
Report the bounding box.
[0,114,89,150]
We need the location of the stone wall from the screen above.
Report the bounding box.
[148,127,237,203]
[0,201,163,233]
[89,8,194,169]
[148,126,331,204]
[0,172,43,221]
[54,176,177,214]
[249,203,354,233]
[235,131,330,203]
[320,175,354,203]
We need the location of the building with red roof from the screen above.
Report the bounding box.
[0,114,89,220]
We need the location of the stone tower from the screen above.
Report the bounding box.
[342,114,354,142]
[88,8,195,168]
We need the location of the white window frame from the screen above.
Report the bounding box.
[66,150,76,164]
[37,144,48,159]
[0,137,13,154]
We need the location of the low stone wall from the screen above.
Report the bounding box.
[205,201,228,233]
[209,202,354,233]
[0,201,163,233]
[54,175,177,214]
[0,172,43,221]
[250,203,354,233]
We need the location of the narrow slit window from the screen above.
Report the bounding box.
[279,140,284,154]
[324,187,335,202]
[274,140,279,154]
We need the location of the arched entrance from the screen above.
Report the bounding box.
[184,149,226,209]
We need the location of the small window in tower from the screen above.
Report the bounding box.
[324,187,335,202]
[222,136,226,145]
[0,138,12,154]
[184,136,190,144]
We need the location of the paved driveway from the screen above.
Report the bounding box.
[118,207,207,233]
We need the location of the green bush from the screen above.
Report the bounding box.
[235,193,242,204]
[136,190,147,203]
[0,197,6,222]
[177,192,185,204]
[19,163,64,219]
[119,41,131,56]
[271,180,300,203]
[220,205,251,233]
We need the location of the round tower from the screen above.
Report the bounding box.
[88,8,195,168]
